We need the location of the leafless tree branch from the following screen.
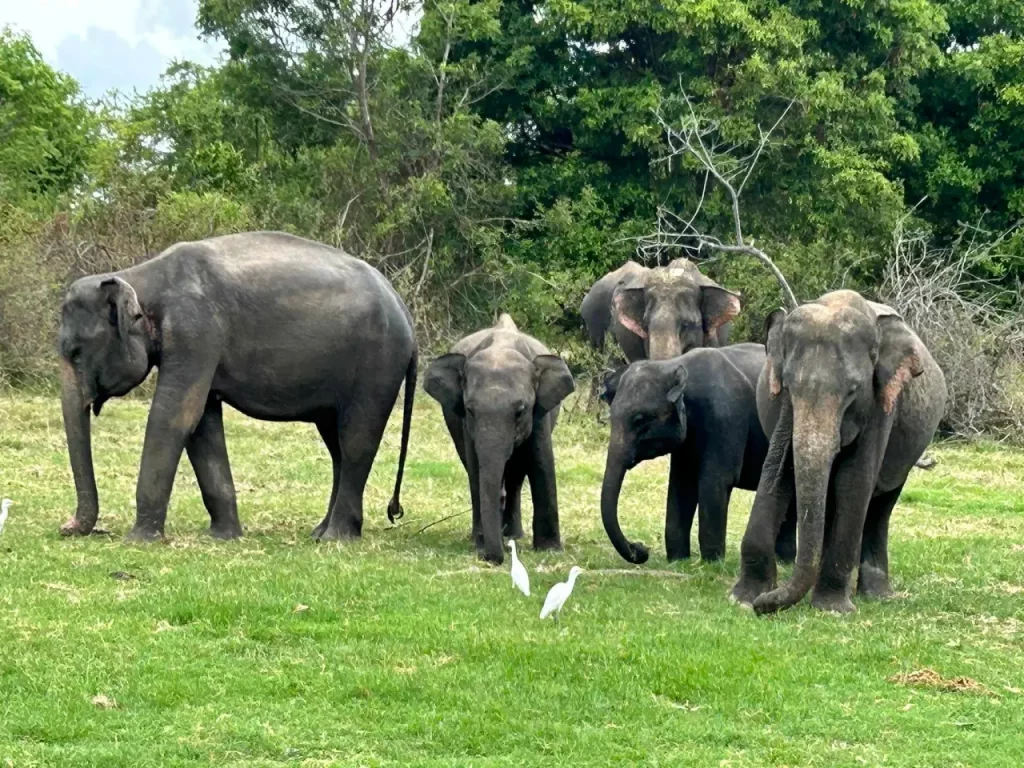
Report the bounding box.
[648,88,799,310]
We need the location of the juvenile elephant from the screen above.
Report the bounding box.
[424,315,575,564]
[57,232,417,542]
[731,290,946,614]
[601,344,796,564]
[580,258,741,362]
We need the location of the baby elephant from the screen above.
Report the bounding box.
[601,344,796,564]
[425,314,575,564]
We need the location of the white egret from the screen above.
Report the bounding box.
[540,566,582,625]
[508,539,530,597]
[0,498,10,536]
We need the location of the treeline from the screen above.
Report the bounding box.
[1,1,1023,434]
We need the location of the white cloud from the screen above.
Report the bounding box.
[2,0,221,97]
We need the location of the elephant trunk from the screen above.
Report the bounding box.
[59,360,99,535]
[772,398,840,609]
[600,439,650,564]
[646,316,683,361]
[476,430,513,565]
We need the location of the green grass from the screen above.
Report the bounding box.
[1,391,1023,767]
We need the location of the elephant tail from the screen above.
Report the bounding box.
[388,345,417,524]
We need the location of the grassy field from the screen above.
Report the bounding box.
[0,390,1023,767]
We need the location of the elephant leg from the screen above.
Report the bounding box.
[665,452,698,561]
[320,400,391,541]
[732,427,794,605]
[502,456,527,540]
[466,436,484,551]
[811,457,876,614]
[128,370,214,541]
[527,423,562,551]
[696,472,732,562]
[185,398,242,540]
[858,483,903,598]
[775,497,798,563]
[442,408,469,470]
[311,414,341,540]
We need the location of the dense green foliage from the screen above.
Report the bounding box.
[1,1,1023,385]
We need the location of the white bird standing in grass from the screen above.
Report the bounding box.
[508,539,530,596]
[0,498,11,536]
[540,566,582,625]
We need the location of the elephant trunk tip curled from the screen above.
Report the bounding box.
[629,542,650,564]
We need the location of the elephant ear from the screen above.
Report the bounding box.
[765,308,787,397]
[612,277,648,340]
[665,364,689,434]
[424,353,467,415]
[701,285,742,334]
[100,277,144,345]
[874,315,925,415]
[534,354,575,412]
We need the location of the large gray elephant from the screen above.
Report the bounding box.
[424,314,575,564]
[601,344,796,564]
[580,258,741,362]
[57,232,417,542]
[731,290,946,614]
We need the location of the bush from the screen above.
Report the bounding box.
[879,216,1024,442]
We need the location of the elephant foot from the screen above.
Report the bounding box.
[857,564,893,599]
[310,521,328,540]
[811,588,857,614]
[60,516,95,537]
[666,551,691,563]
[479,548,504,565]
[125,525,165,543]
[208,520,243,540]
[532,536,563,552]
[730,575,775,607]
[502,523,524,540]
[317,518,362,541]
[699,548,725,563]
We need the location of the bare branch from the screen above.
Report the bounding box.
[650,88,798,309]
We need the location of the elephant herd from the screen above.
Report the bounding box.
[56,232,946,614]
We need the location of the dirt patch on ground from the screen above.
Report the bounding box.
[888,668,989,694]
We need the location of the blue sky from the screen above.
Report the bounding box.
[3,0,221,97]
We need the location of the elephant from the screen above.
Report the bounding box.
[424,314,575,564]
[57,231,417,542]
[730,290,947,614]
[600,344,796,564]
[580,258,742,363]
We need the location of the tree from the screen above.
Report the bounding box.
[0,29,95,204]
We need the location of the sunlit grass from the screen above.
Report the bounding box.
[1,392,1022,766]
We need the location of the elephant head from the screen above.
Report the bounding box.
[57,275,153,535]
[611,259,740,360]
[760,290,924,609]
[600,360,689,563]
[424,344,574,563]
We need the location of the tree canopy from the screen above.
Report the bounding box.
[1,1,1023,385]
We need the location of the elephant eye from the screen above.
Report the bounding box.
[515,403,526,417]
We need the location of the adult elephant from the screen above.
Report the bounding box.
[424,314,575,564]
[57,231,417,542]
[580,258,741,362]
[600,344,796,564]
[731,290,946,614]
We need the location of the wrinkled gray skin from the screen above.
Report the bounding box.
[424,315,575,564]
[580,258,741,362]
[57,232,417,542]
[731,290,947,614]
[601,344,796,564]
